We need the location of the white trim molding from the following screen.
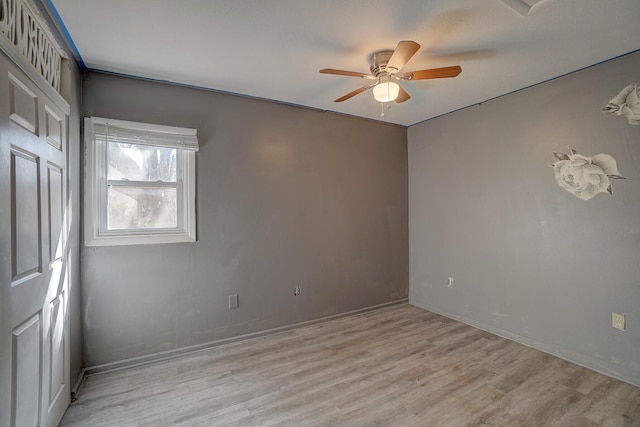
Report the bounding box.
[0,0,68,90]
[0,0,69,113]
[84,117,198,246]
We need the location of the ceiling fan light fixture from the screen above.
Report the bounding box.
[372,81,400,103]
[320,41,461,105]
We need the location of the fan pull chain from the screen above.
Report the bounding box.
[380,102,392,117]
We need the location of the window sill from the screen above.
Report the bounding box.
[84,230,196,247]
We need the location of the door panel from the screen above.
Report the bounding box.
[47,163,63,265]
[44,106,62,151]
[10,146,41,285]
[1,50,70,427]
[48,294,65,409]
[8,72,38,134]
[11,314,41,427]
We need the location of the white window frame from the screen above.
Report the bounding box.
[84,117,198,246]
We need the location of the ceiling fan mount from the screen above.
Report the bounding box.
[369,50,397,76]
[320,41,462,104]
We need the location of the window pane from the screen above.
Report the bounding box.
[108,142,177,182]
[107,186,178,229]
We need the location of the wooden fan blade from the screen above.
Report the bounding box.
[395,85,410,103]
[334,85,373,102]
[320,68,373,79]
[402,65,462,80]
[387,41,421,72]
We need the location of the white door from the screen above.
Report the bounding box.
[0,47,70,427]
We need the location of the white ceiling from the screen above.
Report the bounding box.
[49,0,640,126]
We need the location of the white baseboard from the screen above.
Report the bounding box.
[70,368,87,401]
[84,299,408,377]
[410,301,640,388]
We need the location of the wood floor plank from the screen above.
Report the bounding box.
[60,304,640,426]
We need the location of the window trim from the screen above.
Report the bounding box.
[84,117,197,246]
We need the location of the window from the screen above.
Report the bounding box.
[84,117,198,246]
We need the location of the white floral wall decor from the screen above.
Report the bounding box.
[552,148,625,200]
[603,84,640,125]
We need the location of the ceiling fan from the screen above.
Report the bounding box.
[320,41,461,104]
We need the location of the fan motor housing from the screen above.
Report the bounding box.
[369,50,397,76]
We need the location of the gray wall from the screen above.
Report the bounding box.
[81,72,409,367]
[408,51,640,386]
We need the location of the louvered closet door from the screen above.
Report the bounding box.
[0,48,70,427]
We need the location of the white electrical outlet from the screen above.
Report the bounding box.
[612,312,626,331]
[229,294,239,309]
[447,277,454,288]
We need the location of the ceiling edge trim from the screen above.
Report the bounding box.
[408,48,640,128]
[43,0,86,69]
[84,68,408,128]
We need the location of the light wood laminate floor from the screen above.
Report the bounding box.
[61,304,640,426]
